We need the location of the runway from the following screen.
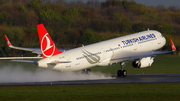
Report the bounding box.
[0,74,180,86]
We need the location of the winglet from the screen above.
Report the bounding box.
[170,39,176,51]
[4,35,12,47]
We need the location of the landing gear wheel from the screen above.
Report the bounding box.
[117,70,122,77]
[86,69,91,74]
[82,69,91,74]
[122,70,127,77]
[117,70,127,77]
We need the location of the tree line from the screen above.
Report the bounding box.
[0,0,180,56]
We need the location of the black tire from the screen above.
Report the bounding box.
[117,70,122,77]
[122,70,127,77]
[82,69,91,74]
[86,69,91,74]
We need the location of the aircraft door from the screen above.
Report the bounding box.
[102,48,114,61]
[65,55,71,68]
[133,43,137,51]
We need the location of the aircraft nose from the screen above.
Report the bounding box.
[162,37,166,46]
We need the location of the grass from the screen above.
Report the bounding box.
[0,83,180,101]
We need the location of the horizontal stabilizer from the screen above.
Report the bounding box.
[47,61,71,65]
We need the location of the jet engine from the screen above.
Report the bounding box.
[132,57,154,68]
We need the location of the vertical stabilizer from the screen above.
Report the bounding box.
[37,24,62,58]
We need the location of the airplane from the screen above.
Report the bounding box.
[6,24,176,77]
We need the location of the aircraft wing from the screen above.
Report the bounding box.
[111,50,173,63]
[11,60,71,65]
[4,35,67,55]
[111,39,176,63]
[4,35,42,55]
[0,57,42,60]
[11,60,38,63]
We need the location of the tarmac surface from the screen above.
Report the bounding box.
[0,74,180,86]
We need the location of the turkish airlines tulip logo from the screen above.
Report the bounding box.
[82,50,100,64]
[41,33,55,58]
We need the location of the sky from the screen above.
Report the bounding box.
[134,0,180,7]
[67,0,180,7]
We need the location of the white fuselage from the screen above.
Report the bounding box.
[37,30,166,71]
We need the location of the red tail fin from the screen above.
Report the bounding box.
[37,24,62,58]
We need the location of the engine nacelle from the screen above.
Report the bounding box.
[132,57,154,68]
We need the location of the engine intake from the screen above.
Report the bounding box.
[132,57,154,68]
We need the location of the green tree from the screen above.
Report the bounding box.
[154,23,176,35]
[29,0,41,8]
[81,29,99,45]
[132,23,150,32]
[18,5,27,13]
[64,28,80,45]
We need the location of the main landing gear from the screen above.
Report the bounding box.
[117,62,127,77]
[82,69,91,74]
